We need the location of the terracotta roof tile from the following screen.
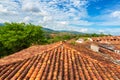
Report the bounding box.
[0,42,120,80]
[0,42,62,66]
[92,36,120,44]
[99,47,120,60]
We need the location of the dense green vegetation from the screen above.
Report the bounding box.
[47,33,77,43]
[0,22,110,58]
[77,33,110,38]
[0,22,46,57]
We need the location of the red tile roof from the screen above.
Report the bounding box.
[65,42,116,65]
[0,42,61,66]
[0,42,120,80]
[99,47,120,60]
[92,36,120,44]
[91,36,120,61]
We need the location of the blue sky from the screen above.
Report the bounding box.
[0,0,120,35]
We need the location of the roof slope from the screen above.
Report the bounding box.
[0,42,120,80]
[65,42,118,65]
[99,47,120,60]
[0,42,61,66]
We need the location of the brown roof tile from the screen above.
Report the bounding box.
[0,42,62,66]
[92,36,120,44]
[99,47,120,60]
[0,42,120,80]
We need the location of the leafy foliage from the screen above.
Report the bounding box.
[0,22,45,57]
[47,33,76,43]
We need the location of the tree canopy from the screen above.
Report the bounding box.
[0,22,45,57]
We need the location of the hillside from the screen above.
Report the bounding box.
[42,27,84,34]
[0,23,4,26]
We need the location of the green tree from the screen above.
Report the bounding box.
[0,22,45,57]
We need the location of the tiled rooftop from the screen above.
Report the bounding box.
[99,47,120,60]
[91,36,120,61]
[92,36,120,44]
[0,42,120,80]
[66,42,116,65]
[0,42,61,66]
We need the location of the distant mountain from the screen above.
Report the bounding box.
[0,23,4,26]
[42,27,84,34]
[57,30,84,34]
[42,28,55,32]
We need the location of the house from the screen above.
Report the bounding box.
[76,38,84,43]
[114,50,120,54]
[88,38,93,41]
[90,44,99,52]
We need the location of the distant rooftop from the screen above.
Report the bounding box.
[92,36,120,44]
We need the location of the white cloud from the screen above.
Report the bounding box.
[39,11,49,16]
[43,16,53,22]
[0,4,8,13]
[72,0,88,7]
[59,21,68,25]
[0,18,9,23]
[98,30,105,33]
[79,28,88,32]
[22,16,31,23]
[92,10,120,26]
[0,4,17,15]
[22,1,40,12]
[98,21,120,26]
[0,0,19,14]
[102,28,120,35]
[110,11,120,19]
[70,20,93,26]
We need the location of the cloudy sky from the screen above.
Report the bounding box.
[0,0,120,35]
